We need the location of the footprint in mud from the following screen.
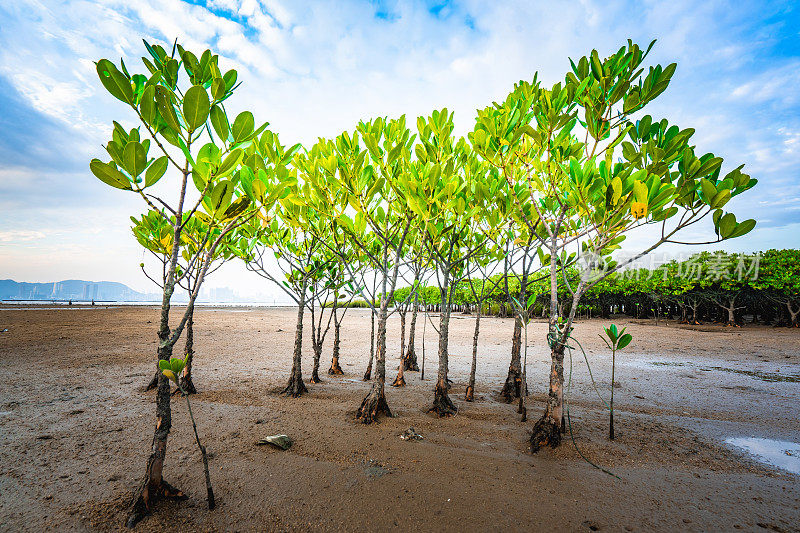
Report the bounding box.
[582,520,601,531]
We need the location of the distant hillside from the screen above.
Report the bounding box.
[0,279,157,302]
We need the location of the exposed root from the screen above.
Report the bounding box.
[429,380,457,417]
[125,478,186,528]
[175,374,197,395]
[363,369,372,381]
[282,374,308,398]
[391,373,406,387]
[310,370,322,384]
[356,385,392,424]
[464,385,474,402]
[328,360,344,375]
[403,348,419,371]
[499,372,522,403]
[145,371,159,391]
[529,414,562,453]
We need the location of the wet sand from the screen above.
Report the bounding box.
[0,305,798,532]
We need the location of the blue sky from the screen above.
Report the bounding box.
[0,0,798,297]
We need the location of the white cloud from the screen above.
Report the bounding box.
[0,230,46,243]
[0,0,798,290]
[731,61,800,106]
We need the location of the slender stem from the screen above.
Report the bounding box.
[178,384,215,509]
[609,347,616,440]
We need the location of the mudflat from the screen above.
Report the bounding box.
[0,305,798,532]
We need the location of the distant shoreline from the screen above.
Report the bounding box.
[0,300,295,308]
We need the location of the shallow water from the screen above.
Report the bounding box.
[624,358,800,383]
[726,437,800,475]
[701,366,800,383]
[0,307,117,311]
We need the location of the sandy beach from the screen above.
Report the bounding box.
[0,305,798,532]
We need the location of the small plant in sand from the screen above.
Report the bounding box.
[158,358,214,509]
[599,324,632,440]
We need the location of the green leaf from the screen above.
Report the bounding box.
[222,196,250,220]
[217,148,243,178]
[251,178,266,200]
[155,86,181,133]
[526,293,536,309]
[366,176,384,200]
[192,171,208,196]
[139,85,157,124]
[632,180,648,204]
[90,159,131,190]
[617,333,632,350]
[210,105,229,141]
[211,180,234,214]
[729,218,756,239]
[699,178,717,202]
[96,59,133,104]
[158,359,171,371]
[123,142,147,177]
[232,111,254,143]
[145,156,169,187]
[170,358,185,375]
[710,189,731,209]
[211,77,226,100]
[590,51,603,80]
[387,143,403,164]
[610,176,622,204]
[183,85,210,131]
[718,212,736,238]
[223,69,238,91]
[176,136,196,168]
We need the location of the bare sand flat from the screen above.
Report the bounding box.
[0,306,798,532]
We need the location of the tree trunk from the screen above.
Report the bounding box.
[178,303,197,395]
[726,303,737,326]
[328,315,344,375]
[420,308,427,380]
[309,297,324,383]
[126,290,185,527]
[404,292,420,371]
[310,340,323,383]
[713,295,740,327]
[518,318,529,419]
[500,316,523,403]
[430,274,456,417]
[399,310,407,361]
[529,343,565,452]
[465,309,480,402]
[283,293,308,397]
[392,359,406,387]
[689,299,700,324]
[357,303,391,423]
[392,309,407,386]
[787,301,800,327]
[364,310,375,381]
[530,278,586,453]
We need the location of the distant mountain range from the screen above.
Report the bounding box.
[0,279,282,304]
[0,279,158,302]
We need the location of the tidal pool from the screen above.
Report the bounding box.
[726,437,800,475]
